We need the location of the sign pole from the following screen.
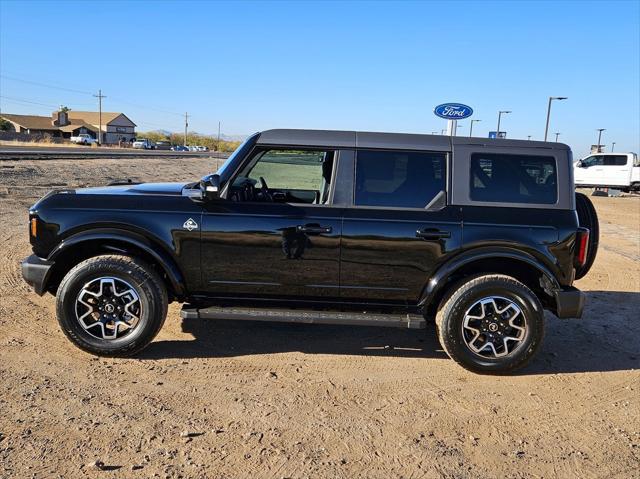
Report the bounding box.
[446,119,457,136]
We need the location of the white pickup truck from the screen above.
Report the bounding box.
[574,152,640,192]
[70,133,96,145]
[132,138,155,150]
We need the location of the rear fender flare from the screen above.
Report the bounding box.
[419,247,560,310]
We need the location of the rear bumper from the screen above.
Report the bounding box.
[554,286,585,319]
[21,254,53,296]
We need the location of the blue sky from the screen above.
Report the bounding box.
[1,0,638,156]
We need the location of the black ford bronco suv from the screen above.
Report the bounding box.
[22,130,599,373]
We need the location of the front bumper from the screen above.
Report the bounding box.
[554,286,585,319]
[21,254,54,296]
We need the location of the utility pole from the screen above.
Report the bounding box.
[184,112,189,147]
[596,128,606,153]
[555,132,561,142]
[217,121,221,153]
[544,96,567,141]
[93,89,106,145]
[611,142,616,152]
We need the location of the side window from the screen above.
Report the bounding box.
[582,155,603,167]
[234,149,334,204]
[470,153,557,204]
[603,155,628,166]
[354,150,446,208]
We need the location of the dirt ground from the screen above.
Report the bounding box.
[0,157,638,479]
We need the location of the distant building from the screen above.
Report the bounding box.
[67,111,136,144]
[0,110,136,144]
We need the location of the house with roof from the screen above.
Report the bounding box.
[0,110,136,144]
[67,111,136,144]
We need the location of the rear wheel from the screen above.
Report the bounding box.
[435,274,545,374]
[575,192,599,279]
[56,255,168,356]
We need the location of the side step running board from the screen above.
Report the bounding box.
[181,306,426,329]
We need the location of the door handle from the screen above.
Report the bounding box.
[416,228,451,239]
[297,224,332,234]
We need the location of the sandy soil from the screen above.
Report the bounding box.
[0,157,638,479]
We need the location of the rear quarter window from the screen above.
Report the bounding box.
[470,153,557,204]
[603,155,628,166]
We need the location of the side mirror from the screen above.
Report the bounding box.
[200,174,221,201]
[577,160,585,168]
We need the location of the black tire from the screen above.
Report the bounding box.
[56,254,168,356]
[575,192,599,280]
[435,274,545,374]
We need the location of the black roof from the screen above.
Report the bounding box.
[256,129,570,151]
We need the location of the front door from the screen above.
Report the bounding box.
[339,149,462,304]
[200,148,342,300]
[575,155,603,186]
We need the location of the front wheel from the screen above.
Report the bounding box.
[56,255,168,356]
[435,274,545,374]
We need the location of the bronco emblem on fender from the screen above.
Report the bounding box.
[183,218,198,231]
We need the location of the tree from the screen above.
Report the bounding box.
[0,117,13,131]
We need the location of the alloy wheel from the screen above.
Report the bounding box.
[462,296,527,358]
[75,277,142,340]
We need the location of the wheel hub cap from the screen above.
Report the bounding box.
[462,296,527,358]
[75,277,142,340]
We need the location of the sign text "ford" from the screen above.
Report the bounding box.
[434,103,473,120]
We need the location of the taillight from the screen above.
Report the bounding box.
[576,228,589,266]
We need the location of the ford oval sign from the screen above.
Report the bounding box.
[434,103,473,120]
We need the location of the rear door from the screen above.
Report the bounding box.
[339,148,462,304]
[602,154,632,186]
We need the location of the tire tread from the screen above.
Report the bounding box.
[56,254,167,356]
[435,274,544,374]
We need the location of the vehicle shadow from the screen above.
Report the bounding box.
[141,318,448,360]
[523,290,640,375]
[140,291,640,374]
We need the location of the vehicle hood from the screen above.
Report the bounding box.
[74,182,188,196]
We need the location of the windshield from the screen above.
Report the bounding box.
[215,133,259,183]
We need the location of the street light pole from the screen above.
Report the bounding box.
[596,128,606,152]
[555,132,560,142]
[469,119,481,137]
[544,96,567,141]
[611,142,616,152]
[527,135,532,141]
[496,110,511,138]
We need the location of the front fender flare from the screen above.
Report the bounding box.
[419,247,561,309]
[48,228,186,297]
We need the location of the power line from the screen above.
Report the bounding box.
[0,74,93,95]
[0,95,59,109]
[107,96,184,117]
[1,72,187,119]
